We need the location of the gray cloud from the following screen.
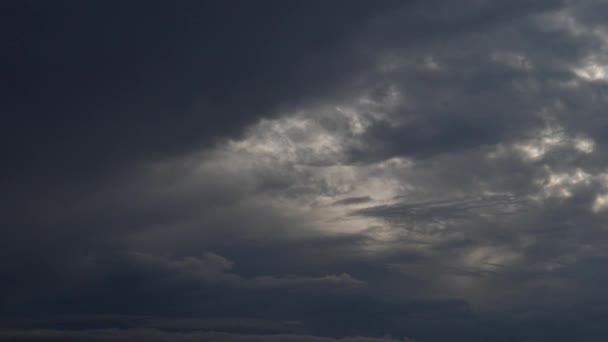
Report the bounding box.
[353,194,527,225]
[119,252,365,290]
[333,196,374,206]
[6,0,608,341]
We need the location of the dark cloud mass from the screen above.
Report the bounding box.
[5,0,608,341]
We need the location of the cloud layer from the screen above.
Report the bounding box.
[5,0,608,341]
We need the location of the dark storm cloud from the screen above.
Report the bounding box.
[1,0,400,188]
[2,0,396,318]
[6,0,608,341]
[1,1,401,313]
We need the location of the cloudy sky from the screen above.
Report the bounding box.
[4,0,608,341]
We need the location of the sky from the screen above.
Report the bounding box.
[4,0,608,341]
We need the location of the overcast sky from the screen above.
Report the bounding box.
[4,1,608,341]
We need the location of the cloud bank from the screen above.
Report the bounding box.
[5,0,608,341]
